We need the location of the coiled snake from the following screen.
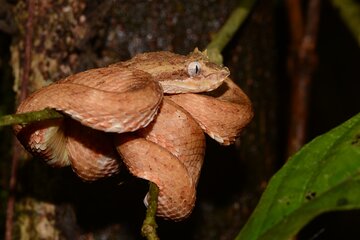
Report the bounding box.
[14,50,253,220]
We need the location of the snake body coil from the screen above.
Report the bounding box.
[15,50,253,220]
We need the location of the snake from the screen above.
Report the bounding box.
[14,49,253,220]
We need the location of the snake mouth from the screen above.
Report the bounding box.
[202,70,230,90]
[161,69,230,94]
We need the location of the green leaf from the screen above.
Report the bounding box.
[236,112,360,240]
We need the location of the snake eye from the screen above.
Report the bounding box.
[187,61,201,77]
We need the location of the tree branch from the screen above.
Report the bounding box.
[0,108,63,128]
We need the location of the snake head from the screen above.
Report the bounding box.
[116,50,230,94]
[159,49,230,94]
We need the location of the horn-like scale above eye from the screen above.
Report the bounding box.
[187,61,201,76]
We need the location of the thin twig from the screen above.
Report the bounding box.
[286,0,322,158]
[206,0,257,64]
[0,108,63,127]
[141,182,160,240]
[330,0,360,46]
[285,0,304,47]
[5,0,34,239]
[285,0,305,159]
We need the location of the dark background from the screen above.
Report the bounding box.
[0,0,359,239]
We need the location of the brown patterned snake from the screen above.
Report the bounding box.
[14,50,253,220]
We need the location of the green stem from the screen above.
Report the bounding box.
[206,0,257,64]
[0,108,63,127]
[141,182,160,240]
[330,0,360,46]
